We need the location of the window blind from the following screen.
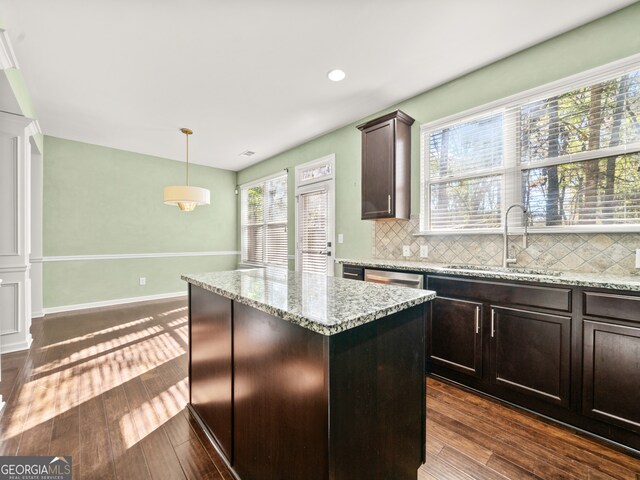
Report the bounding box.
[241,173,288,266]
[300,189,329,274]
[422,62,640,233]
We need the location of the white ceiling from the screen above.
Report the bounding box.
[0,0,636,170]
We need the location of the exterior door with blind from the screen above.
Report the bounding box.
[295,155,335,276]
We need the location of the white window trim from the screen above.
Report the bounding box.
[239,170,288,267]
[294,154,336,275]
[294,153,335,190]
[419,53,640,236]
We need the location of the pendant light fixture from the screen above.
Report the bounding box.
[164,128,210,212]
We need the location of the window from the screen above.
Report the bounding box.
[421,59,640,233]
[240,173,288,266]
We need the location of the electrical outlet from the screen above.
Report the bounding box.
[636,249,640,268]
[402,245,411,257]
[338,234,344,244]
[139,277,146,286]
[420,245,429,258]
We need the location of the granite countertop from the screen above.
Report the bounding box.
[182,268,436,336]
[337,258,640,292]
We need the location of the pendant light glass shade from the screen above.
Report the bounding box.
[164,128,210,211]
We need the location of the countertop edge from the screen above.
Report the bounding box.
[336,258,640,291]
[182,274,436,336]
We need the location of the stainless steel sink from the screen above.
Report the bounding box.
[440,264,563,277]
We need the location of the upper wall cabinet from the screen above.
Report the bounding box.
[357,110,414,220]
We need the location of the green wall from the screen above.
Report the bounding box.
[237,3,640,268]
[43,136,238,308]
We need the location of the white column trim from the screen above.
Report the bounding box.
[0,335,33,354]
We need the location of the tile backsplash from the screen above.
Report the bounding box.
[373,216,639,275]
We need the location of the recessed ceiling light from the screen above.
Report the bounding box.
[327,69,346,82]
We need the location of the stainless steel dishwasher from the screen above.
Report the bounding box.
[364,269,424,289]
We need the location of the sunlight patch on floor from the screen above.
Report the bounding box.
[120,379,189,448]
[40,316,155,350]
[3,329,186,440]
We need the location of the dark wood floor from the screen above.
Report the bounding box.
[0,298,639,480]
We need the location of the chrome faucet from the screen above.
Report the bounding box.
[503,204,528,268]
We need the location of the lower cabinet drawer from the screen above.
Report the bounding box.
[428,276,571,312]
[342,264,364,281]
[584,291,640,323]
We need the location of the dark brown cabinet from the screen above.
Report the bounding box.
[490,306,571,408]
[357,110,414,220]
[582,290,640,434]
[428,297,482,378]
[189,285,233,462]
[426,276,572,409]
[425,274,640,452]
[582,320,640,433]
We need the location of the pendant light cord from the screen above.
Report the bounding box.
[185,131,189,186]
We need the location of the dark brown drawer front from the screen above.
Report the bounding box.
[342,265,364,281]
[584,292,640,323]
[428,276,571,312]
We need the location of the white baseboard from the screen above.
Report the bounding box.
[1,334,33,354]
[32,309,45,319]
[43,291,188,315]
[0,396,5,416]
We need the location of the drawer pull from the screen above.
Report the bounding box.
[343,272,360,278]
[387,194,391,214]
[475,306,480,334]
[491,308,495,338]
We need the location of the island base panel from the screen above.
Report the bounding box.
[189,285,233,462]
[329,303,426,480]
[233,302,329,480]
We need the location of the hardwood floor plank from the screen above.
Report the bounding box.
[429,419,493,465]
[587,468,624,480]
[103,384,153,480]
[120,376,186,480]
[438,446,510,480]
[423,454,476,480]
[173,437,221,480]
[49,406,80,463]
[184,409,235,480]
[142,428,188,480]
[426,431,445,458]
[164,408,199,447]
[0,350,29,401]
[79,395,116,480]
[487,454,545,480]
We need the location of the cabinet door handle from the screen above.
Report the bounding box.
[490,308,495,338]
[387,194,391,214]
[475,306,480,334]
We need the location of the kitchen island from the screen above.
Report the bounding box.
[182,268,435,480]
